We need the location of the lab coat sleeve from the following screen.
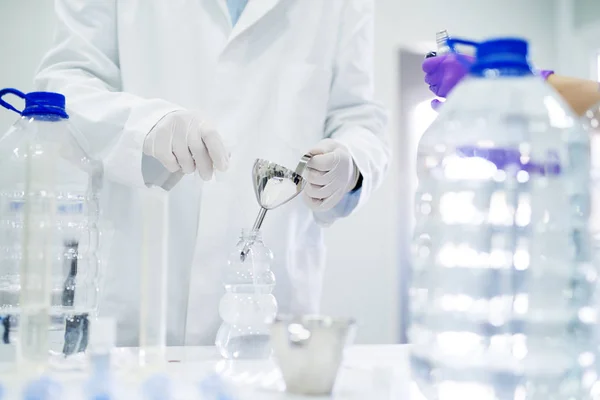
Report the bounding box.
[313,0,390,226]
[34,0,183,188]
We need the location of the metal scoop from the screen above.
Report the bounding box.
[240,154,312,261]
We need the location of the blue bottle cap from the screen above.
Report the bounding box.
[86,376,112,400]
[22,376,62,400]
[199,374,235,400]
[446,37,533,77]
[22,92,68,118]
[142,374,172,400]
[472,38,532,75]
[0,88,69,119]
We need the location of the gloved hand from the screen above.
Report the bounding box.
[539,70,555,80]
[423,54,555,110]
[143,111,229,180]
[422,54,474,110]
[303,139,360,212]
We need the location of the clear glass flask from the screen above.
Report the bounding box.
[216,230,277,359]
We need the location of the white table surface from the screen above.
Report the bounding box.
[158,345,422,399]
[1,345,426,399]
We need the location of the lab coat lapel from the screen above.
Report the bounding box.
[214,0,231,22]
[228,0,281,43]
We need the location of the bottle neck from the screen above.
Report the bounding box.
[435,30,450,54]
[470,57,533,78]
[240,229,262,243]
[24,113,67,122]
[470,66,533,78]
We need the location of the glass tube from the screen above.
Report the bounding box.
[139,187,168,368]
[18,133,59,371]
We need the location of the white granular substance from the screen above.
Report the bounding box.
[261,178,297,208]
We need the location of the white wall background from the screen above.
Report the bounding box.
[0,1,56,129]
[555,0,600,79]
[0,0,560,344]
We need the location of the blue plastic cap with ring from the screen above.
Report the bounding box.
[446,37,534,77]
[142,374,172,400]
[23,376,62,400]
[0,88,69,119]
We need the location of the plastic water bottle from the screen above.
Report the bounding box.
[0,89,103,361]
[409,38,596,399]
[215,230,277,359]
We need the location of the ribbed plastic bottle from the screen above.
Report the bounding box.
[216,229,277,359]
[410,38,596,399]
[0,89,103,360]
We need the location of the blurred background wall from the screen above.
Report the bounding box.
[0,0,598,344]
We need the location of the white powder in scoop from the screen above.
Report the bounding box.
[261,178,297,208]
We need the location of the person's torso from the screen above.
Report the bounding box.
[116,0,341,159]
[100,0,342,345]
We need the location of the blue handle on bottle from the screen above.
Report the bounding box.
[0,88,26,115]
[446,38,478,70]
[0,88,68,118]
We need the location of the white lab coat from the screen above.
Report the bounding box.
[35,0,389,346]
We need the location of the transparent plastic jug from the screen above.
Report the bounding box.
[0,88,103,361]
[216,229,277,359]
[409,38,596,399]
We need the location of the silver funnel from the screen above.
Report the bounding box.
[240,154,312,261]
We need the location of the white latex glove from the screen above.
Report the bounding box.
[303,139,360,212]
[143,110,229,180]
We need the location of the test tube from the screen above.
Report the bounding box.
[138,187,168,369]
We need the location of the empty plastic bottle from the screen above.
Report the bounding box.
[410,38,596,399]
[216,230,277,359]
[0,88,103,361]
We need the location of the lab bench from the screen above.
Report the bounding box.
[157,345,418,399]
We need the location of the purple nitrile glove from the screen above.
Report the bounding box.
[423,54,555,110]
[539,70,554,80]
[422,53,474,110]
